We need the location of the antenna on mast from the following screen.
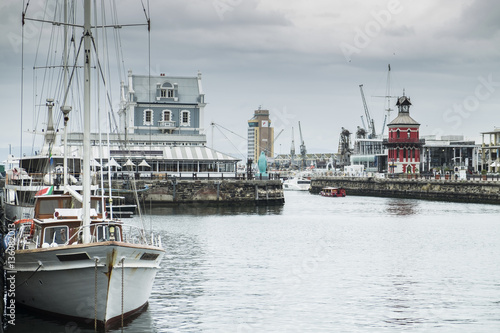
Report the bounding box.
[374,64,398,137]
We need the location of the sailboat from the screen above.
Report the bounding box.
[7,0,165,329]
[3,100,82,223]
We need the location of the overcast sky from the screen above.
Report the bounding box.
[1,0,500,161]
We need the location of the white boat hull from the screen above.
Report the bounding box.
[11,241,164,329]
[283,180,311,191]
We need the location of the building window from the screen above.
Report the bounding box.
[143,109,153,125]
[180,110,190,126]
[396,129,400,139]
[162,110,171,121]
[407,129,411,138]
[160,89,173,98]
[160,82,174,99]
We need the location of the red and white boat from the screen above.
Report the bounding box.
[320,187,346,197]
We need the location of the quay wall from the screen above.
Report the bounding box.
[310,177,500,205]
[113,179,285,206]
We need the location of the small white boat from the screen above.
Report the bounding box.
[282,176,311,191]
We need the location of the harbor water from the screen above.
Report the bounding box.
[7,191,500,332]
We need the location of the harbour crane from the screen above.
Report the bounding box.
[290,127,296,167]
[274,129,284,144]
[298,121,307,169]
[380,64,395,137]
[359,84,377,139]
[373,64,398,137]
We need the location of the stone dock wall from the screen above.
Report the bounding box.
[310,177,500,205]
[113,179,285,206]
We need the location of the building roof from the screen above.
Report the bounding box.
[388,113,420,126]
[129,74,202,105]
[389,94,419,126]
[92,146,239,162]
[163,146,238,161]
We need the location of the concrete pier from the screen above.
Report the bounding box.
[310,177,500,205]
[107,179,285,206]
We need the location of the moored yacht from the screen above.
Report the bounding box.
[6,0,165,329]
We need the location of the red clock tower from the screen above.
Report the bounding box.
[386,94,422,174]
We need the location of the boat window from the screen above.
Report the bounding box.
[44,226,69,245]
[91,199,102,214]
[39,199,59,215]
[96,225,121,242]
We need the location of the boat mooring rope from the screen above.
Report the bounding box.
[121,257,125,331]
[15,263,42,289]
[94,257,98,332]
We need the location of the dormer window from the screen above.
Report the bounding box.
[161,89,174,98]
[160,82,174,99]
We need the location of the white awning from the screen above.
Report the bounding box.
[138,159,151,168]
[123,159,136,167]
[104,158,121,169]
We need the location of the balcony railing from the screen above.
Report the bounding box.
[383,138,425,144]
[158,120,176,128]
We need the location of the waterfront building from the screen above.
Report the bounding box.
[273,153,335,170]
[480,128,500,172]
[66,71,239,175]
[421,135,479,174]
[350,127,387,173]
[248,108,274,162]
[384,94,424,174]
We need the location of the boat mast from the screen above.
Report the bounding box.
[62,0,71,187]
[82,0,92,243]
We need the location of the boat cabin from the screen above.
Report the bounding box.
[15,195,123,250]
[320,187,346,197]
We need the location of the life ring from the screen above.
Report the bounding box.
[14,219,34,236]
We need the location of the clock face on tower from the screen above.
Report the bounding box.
[402,105,409,112]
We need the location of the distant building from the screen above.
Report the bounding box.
[66,70,239,174]
[421,135,479,174]
[118,70,206,144]
[384,95,424,174]
[273,153,335,170]
[350,126,386,173]
[481,128,500,172]
[247,108,274,162]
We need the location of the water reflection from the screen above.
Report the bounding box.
[148,232,207,332]
[383,274,425,328]
[385,199,420,216]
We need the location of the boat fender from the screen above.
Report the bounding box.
[2,231,15,249]
[14,219,35,237]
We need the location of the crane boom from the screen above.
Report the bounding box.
[359,84,376,139]
[298,121,307,169]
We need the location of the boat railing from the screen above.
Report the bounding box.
[6,172,81,187]
[64,221,161,248]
